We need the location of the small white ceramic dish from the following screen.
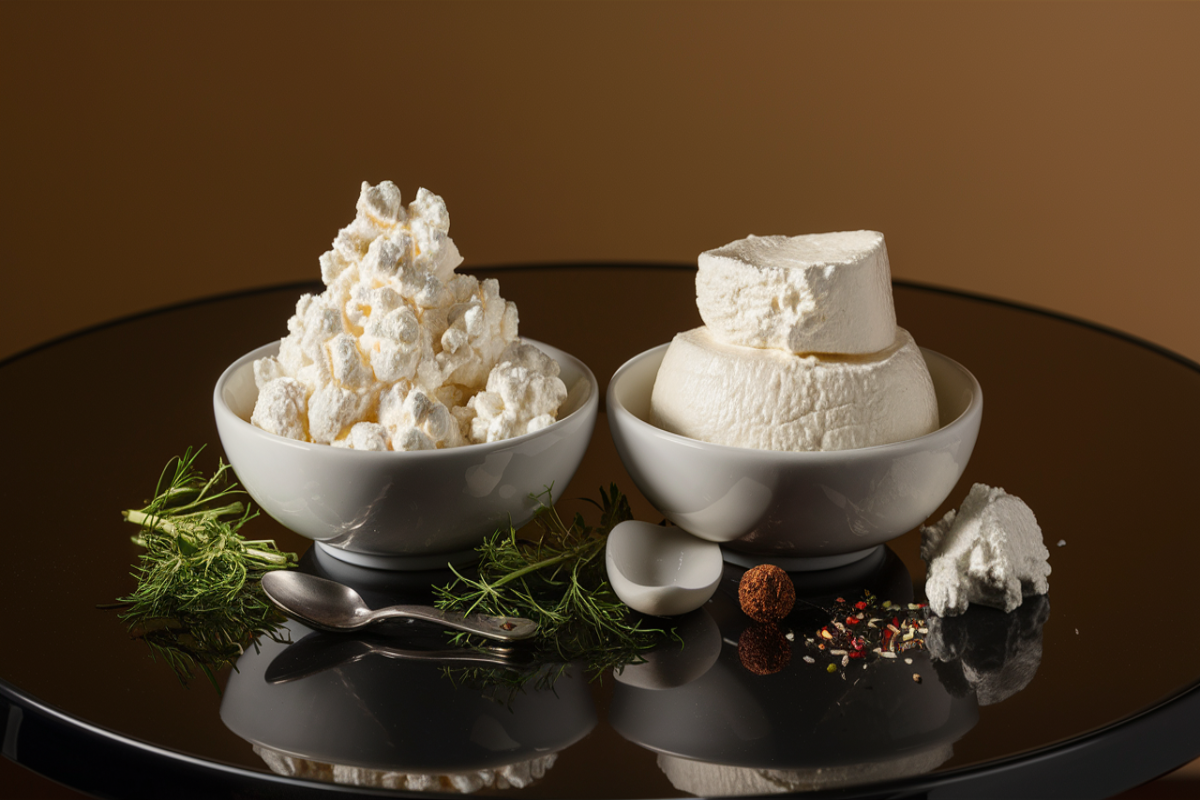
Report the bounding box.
[605,520,723,617]
[607,344,982,571]
[214,338,598,570]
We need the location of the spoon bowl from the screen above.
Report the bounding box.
[261,570,538,642]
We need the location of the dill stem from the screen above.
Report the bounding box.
[488,538,602,591]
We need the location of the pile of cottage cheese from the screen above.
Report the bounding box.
[250,181,567,450]
[650,231,939,451]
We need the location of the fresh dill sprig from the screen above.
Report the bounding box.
[113,447,297,689]
[433,485,673,679]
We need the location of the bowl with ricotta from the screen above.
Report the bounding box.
[213,181,599,570]
[607,342,980,570]
[607,231,982,570]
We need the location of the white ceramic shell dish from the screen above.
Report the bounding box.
[607,344,982,571]
[605,520,723,617]
[214,339,598,570]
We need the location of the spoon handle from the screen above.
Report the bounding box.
[265,634,532,684]
[372,605,539,642]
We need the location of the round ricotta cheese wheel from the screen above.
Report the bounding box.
[696,231,896,355]
[649,326,939,452]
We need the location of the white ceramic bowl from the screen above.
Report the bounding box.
[607,344,982,570]
[214,339,598,570]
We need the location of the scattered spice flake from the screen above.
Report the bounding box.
[798,590,928,673]
[912,673,922,684]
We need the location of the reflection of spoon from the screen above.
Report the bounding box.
[265,631,534,684]
[262,571,538,641]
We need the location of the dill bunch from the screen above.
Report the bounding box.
[433,485,673,678]
[115,447,297,689]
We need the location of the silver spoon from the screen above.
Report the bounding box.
[261,570,538,642]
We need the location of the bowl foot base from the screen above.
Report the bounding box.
[315,541,479,572]
[720,545,881,573]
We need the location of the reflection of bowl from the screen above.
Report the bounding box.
[220,621,597,776]
[607,344,981,570]
[214,339,598,570]
[608,556,978,790]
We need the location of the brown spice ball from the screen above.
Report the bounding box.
[738,623,792,676]
[738,563,796,622]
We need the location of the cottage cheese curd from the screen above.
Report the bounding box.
[920,483,1051,617]
[250,181,566,450]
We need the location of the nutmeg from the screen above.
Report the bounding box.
[738,563,796,622]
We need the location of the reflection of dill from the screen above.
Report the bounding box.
[108,447,297,690]
[125,609,290,691]
[434,485,674,683]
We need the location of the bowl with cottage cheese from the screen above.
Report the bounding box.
[607,232,982,570]
[214,181,599,570]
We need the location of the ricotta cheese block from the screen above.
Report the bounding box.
[649,326,939,452]
[696,231,896,355]
[249,181,566,450]
[920,483,1051,617]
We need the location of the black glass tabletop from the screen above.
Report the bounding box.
[2,265,1199,799]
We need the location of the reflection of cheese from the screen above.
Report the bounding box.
[253,745,556,793]
[657,746,953,796]
[921,484,1051,617]
[696,231,896,355]
[650,326,938,452]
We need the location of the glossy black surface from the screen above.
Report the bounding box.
[3,265,1200,799]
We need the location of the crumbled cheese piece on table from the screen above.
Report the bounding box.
[921,483,1051,617]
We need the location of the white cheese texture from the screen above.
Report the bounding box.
[250,181,566,450]
[696,231,897,355]
[920,483,1051,617]
[651,230,939,452]
[650,326,939,451]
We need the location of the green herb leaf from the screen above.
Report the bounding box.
[114,447,297,689]
[433,485,673,680]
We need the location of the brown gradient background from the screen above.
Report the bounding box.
[1,1,1197,798]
